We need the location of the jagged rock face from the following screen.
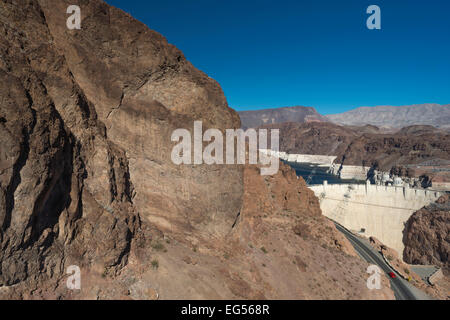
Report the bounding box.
[0,0,241,289]
[0,0,139,286]
[37,0,243,238]
[403,195,450,270]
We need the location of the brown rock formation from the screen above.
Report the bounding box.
[0,0,140,287]
[0,0,241,291]
[403,195,450,270]
[37,0,243,239]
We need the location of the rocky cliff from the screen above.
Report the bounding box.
[0,0,241,293]
[0,0,393,299]
[403,195,450,270]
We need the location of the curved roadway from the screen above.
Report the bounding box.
[334,222,431,300]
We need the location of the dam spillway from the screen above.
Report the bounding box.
[308,181,445,255]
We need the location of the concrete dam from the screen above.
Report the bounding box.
[308,181,444,255]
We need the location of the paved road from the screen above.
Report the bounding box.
[334,222,431,300]
[410,265,439,283]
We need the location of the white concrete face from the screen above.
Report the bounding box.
[259,149,337,166]
[338,165,371,180]
[431,182,450,191]
[287,154,298,162]
[309,182,444,255]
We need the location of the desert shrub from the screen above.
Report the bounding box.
[151,259,159,269]
[151,241,165,251]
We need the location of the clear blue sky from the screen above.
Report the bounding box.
[106,0,450,114]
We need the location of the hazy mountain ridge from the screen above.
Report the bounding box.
[326,104,450,129]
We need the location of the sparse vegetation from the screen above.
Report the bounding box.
[151,241,165,252]
[151,259,159,269]
[260,246,268,254]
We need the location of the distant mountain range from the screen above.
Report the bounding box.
[238,106,327,129]
[326,104,450,129]
[238,103,450,130]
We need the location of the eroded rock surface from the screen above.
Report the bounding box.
[403,195,449,270]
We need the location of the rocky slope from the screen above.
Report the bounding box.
[238,106,328,129]
[1,163,395,300]
[0,0,394,299]
[403,195,450,270]
[327,104,450,129]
